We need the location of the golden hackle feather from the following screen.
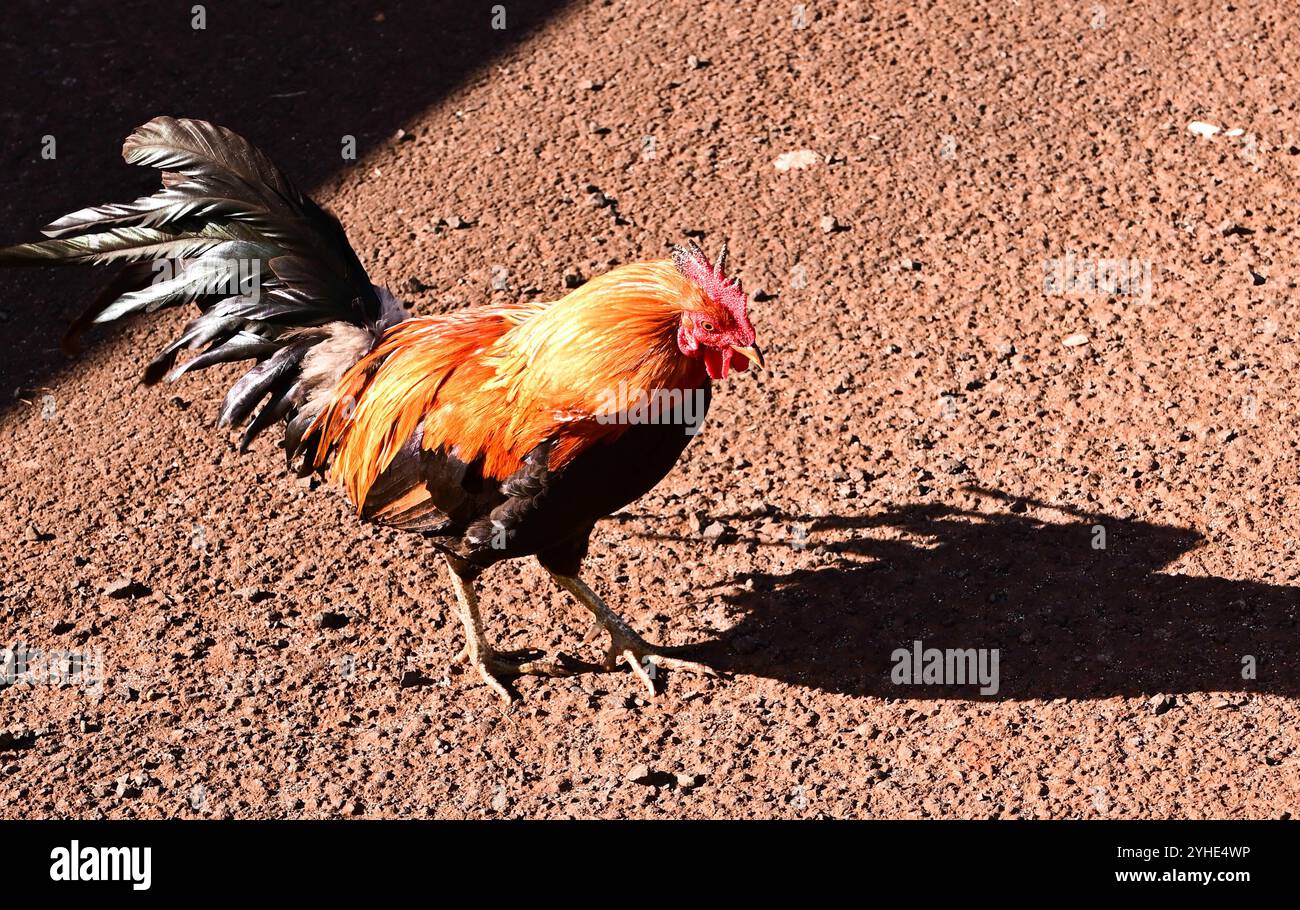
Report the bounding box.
[313,259,714,509]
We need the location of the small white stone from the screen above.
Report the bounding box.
[773,149,820,171]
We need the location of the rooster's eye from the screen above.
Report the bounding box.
[700,321,716,333]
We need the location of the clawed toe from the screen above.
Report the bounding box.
[493,649,596,678]
[458,646,596,704]
[605,635,718,699]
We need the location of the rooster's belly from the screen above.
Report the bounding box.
[361,384,712,575]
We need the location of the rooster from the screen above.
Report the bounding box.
[0,118,764,702]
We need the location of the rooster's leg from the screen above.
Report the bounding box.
[443,556,585,703]
[546,571,717,698]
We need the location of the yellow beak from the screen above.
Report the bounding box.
[731,344,766,370]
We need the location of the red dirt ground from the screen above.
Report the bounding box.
[1,0,1297,818]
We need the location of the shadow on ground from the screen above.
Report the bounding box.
[0,0,570,402]
[618,488,1299,700]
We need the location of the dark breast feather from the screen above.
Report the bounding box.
[360,384,712,573]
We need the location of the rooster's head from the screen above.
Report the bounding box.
[671,241,764,380]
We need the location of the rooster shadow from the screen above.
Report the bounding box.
[618,488,1299,700]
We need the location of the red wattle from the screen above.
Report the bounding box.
[703,346,729,379]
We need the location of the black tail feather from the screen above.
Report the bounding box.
[0,117,404,459]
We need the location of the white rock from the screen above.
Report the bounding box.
[1062,333,1090,347]
[773,149,820,171]
[1187,121,1221,139]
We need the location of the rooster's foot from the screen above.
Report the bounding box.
[454,646,592,703]
[584,621,717,698]
[546,569,720,699]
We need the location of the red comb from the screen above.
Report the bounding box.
[671,240,754,342]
